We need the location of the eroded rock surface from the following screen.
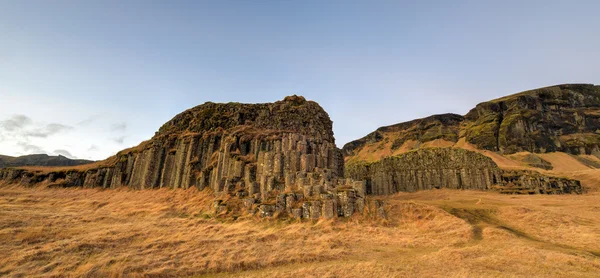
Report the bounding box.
[463,84,600,154]
[345,148,582,195]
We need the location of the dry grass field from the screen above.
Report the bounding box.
[1,184,600,277]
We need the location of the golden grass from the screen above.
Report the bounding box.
[1,187,600,277]
[14,162,108,173]
[559,169,600,192]
[536,152,592,172]
[420,138,455,149]
[345,137,456,164]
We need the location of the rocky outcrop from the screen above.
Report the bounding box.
[237,189,385,219]
[345,148,582,195]
[0,96,379,219]
[463,84,600,154]
[497,170,582,194]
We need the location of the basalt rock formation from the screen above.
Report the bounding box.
[344,84,600,158]
[345,148,582,195]
[0,86,588,208]
[0,154,93,168]
[0,96,377,219]
[342,84,595,195]
[463,84,600,154]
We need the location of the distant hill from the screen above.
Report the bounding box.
[0,154,94,168]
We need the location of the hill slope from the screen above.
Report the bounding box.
[344,84,600,160]
[0,154,93,168]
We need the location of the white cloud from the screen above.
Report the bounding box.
[24,123,72,138]
[17,142,45,154]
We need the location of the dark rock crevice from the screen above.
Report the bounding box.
[494,101,506,152]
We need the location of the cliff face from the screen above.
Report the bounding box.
[463,84,600,154]
[343,84,600,159]
[0,96,378,219]
[345,148,582,195]
[0,96,342,189]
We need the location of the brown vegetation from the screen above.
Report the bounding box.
[1,186,599,277]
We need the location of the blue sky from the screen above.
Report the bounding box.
[1,0,599,160]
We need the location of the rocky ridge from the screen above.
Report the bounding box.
[344,84,600,158]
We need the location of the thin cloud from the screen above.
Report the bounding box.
[0,115,32,131]
[113,136,125,144]
[87,145,99,151]
[17,142,45,154]
[76,115,100,126]
[110,122,127,132]
[24,123,72,138]
[53,149,74,158]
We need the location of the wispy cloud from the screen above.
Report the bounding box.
[17,142,45,154]
[110,122,127,132]
[76,115,100,126]
[0,115,32,131]
[53,149,74,158]
[0,115,76,155]
[87,145,99,151]
[24,123,72,138]
[113,136,125,144]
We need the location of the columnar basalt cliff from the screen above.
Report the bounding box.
[0,96,377,219]
[345,148,582,195]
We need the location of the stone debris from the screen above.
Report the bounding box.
[375,200,386,219]
[258,204,276,217]
[213,200,227,215]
